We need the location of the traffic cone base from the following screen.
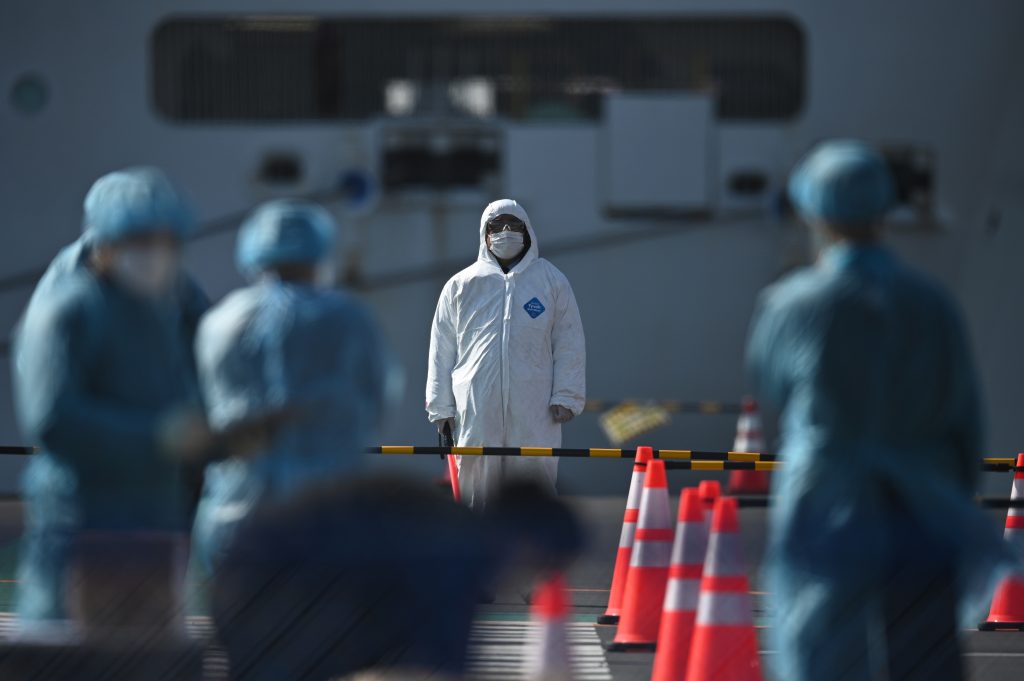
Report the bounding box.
[599,522,637,624]
[686,625,761,680]
[598,542,631,624]
[605,565,667,651]
[980,577,1024,631]
[604,640,657,652]
[649,610,695,674]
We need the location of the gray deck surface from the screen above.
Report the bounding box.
[477,496,1024,681]
[0,497,1022,679]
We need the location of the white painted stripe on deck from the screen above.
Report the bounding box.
[0,615,612,681]
[467,621,612,680]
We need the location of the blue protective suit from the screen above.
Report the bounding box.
[12,244,208,622]
[191,280,388,570]
[747,243,1015,680]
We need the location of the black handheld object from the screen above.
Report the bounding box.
[440,422,455,458]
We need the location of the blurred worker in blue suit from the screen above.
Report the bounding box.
[12,167,211,628]
[213,476,584,680]
[749,140,1016,681]
[191,199,393,573]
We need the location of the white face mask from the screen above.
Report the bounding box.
[489,231,525,260]
[809,223,830,259]
[315,261,337,288]
[110,246,180,298]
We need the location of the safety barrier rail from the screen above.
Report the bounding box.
[372,446,1020,472]
[374,446,773,461]
[1,444,1019,472]
[583,400,742,414]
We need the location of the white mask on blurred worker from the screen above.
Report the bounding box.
[111,245,179,298]
[489,232,524,260]
[314,261,337,288]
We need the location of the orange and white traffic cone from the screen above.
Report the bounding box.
[685,496,763,681]
[650,488,709,681]
[980,453,1024,631]
[599,446,654,625]
[527,573,574,681]
[727,398,770,495]
[607,459,672,651]
[697,480,721,523]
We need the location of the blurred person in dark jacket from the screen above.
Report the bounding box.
[211,477,584,680]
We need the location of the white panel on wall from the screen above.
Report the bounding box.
[602,93,714,214]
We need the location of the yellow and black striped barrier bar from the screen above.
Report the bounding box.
[376,446,625,457]
[0,445,1016,471]
[663,460,780,472]
[0,446,35,455]
[373,446,777,461]
[982,459,1019,472]
[656,449,774,462]
[583,400,742,414]
[371,447,1018,471]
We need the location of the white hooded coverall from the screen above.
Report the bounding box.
[426,199,586,508]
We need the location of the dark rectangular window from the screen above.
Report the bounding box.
[152,16,804,122]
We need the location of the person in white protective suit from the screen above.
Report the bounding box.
[426,199,586,508]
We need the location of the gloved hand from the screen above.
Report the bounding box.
[435,417,456,458]
[158,407,215,461]
[434,417,456,436]
[216,407,300,461]
[550,405,574,424]
[220,416,274,460]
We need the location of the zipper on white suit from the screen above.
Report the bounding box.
[501,273,514,446]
